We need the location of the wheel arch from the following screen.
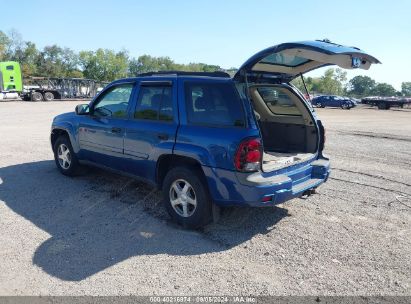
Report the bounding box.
[51,125,79,153]
[156,154,207,189]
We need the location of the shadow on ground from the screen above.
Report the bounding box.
[0,161,288,281]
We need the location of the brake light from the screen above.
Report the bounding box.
[234,138,262,172]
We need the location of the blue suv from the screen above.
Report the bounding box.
[51,40,379,228]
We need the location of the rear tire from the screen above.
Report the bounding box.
[377,102,388,110]
[31,92,43,102]
[53,135,81,176]
[44,92,54,101]
[162,166,212,229]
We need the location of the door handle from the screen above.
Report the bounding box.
[157,133,169,140]
[111,127,122,133]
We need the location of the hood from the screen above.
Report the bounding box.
[53,112,76,122]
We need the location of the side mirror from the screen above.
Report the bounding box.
[75,104,90,115]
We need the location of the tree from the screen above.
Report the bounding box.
[0,30,10,61]
[401,82,411,96]
[347,75,376,97]
[79,48,129,81]
[315,68,345,95]
[18,42,39,76]
[4,29,24,59]
[128,55,174,75]
[292,76,314,93]
[37,45,65,77]
[370,83,397,97]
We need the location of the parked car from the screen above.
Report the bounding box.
[348,97,361,104]
[51,40,379,228]
[311,95,356,109]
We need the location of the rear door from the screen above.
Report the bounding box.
[234,40,380,82]
[123,79,178,181]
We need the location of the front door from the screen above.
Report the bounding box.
[78,83,134,170]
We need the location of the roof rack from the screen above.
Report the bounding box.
[137,71,231,78]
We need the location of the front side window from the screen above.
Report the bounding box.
[257,87,301,116]
[93,83,133,118]
[184,82,245,127]
[134,86,173,121]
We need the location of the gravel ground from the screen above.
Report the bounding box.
[0,101,410,296]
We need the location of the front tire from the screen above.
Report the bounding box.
[31,92,43,102]
[162,166,212,229]
[53,136,81,176]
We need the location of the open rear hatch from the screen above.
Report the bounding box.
[235,40,380,172]
[234,39,380,83]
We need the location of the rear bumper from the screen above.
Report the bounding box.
[202,158,330,207]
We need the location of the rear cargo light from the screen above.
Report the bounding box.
[234,138,262,172]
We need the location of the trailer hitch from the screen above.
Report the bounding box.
[300,188,316,199]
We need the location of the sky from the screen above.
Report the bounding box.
[1,0,411,90]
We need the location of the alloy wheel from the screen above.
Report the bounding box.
[57,143,71,169]
[169,179,197,217]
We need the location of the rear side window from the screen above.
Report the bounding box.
[257,87,301,116]
[184,82,245,127]
[134,86,173,121]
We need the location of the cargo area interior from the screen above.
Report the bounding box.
[249,84,318,171]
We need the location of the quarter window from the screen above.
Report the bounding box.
[257,87,301,116]
[134,86,173,121]
[93,84,133,118]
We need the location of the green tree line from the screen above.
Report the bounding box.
[0,30,226,82]
[292,69,411,98]
[1,29,410,97]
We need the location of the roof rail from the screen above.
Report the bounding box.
[137,71,231,78]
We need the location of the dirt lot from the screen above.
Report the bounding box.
[0,101,410,295]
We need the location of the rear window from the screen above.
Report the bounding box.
[257,87,301,116]
[6,65,14,70]
[184,82,245,127]
[260,53,309,67]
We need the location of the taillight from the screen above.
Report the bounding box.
[234,138,262,172]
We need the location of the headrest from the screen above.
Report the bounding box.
[151,94,163,106]
[161,94,172,106]
[194,97,207,110]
